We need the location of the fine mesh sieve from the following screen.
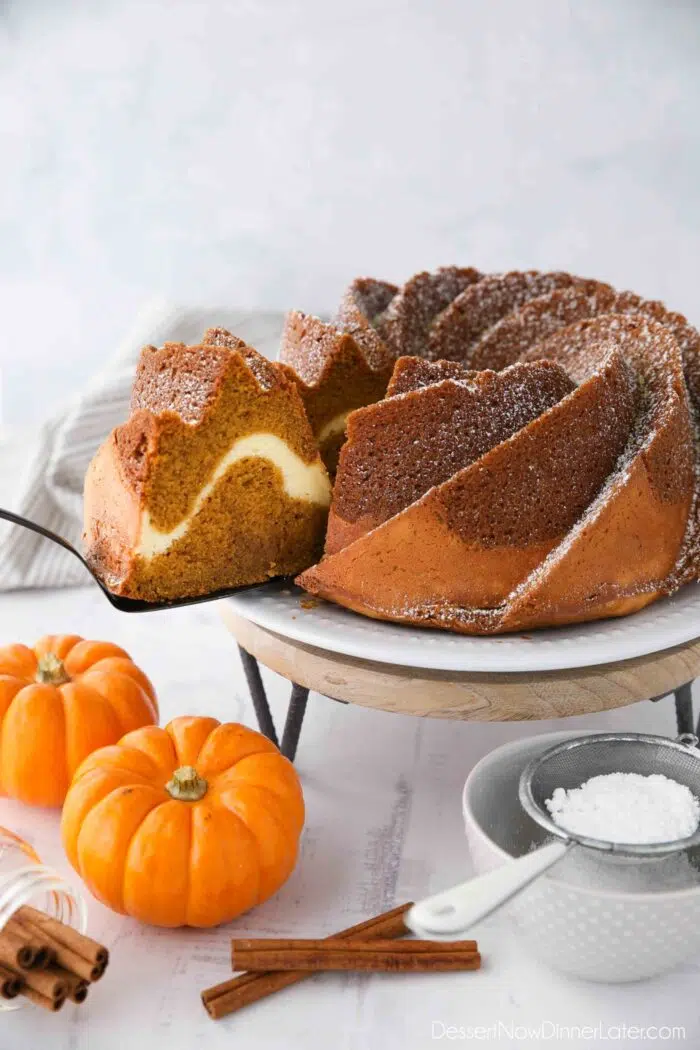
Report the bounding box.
[519,732,700,856]
[408,731,700,940]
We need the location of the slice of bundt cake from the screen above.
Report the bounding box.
[84,328,332,601]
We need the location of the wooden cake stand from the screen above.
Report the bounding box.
[220,607,700,762]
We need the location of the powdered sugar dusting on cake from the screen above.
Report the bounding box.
[427,270,578,363]
[341,277,398,325]
[377,267,482,357]
[279,310,394,387]
[466,281,618,373]
[335,279,398,372]
[203,327,279,391]
[386,356,481,397]
[279,311,345,385]
[333,360,576,532]
[293,267,700,634]
[131,329,283,425]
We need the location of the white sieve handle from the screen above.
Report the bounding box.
[407,840,574,939]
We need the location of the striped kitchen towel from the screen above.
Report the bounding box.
[0,302,286,590]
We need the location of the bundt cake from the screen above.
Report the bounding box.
[298,269,700,633]
[278,311,395,473]
[84,328,331,601]
[278,267,482,471]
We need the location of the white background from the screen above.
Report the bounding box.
[1,0,699,419]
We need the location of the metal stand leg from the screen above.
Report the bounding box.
[238,646,279,748]
[237,646,309,762]
[280,685,309,764]
[674,681,695,738]
[651,681,695,738]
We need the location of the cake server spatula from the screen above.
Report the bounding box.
[0,507,261,613]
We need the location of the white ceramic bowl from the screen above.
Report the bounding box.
[463,730,700,982]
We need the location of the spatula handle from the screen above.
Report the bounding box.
[407,839,573,939]
[0,507,79,557]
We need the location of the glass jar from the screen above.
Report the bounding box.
[0,826,87,1011]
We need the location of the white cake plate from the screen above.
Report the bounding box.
[224,580,700,674]
[221,583,700,761]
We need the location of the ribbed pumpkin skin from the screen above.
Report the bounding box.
[0,635,158,807]
[61,716,305,928]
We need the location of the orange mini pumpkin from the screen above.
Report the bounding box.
[0,635,158,807]
[61,716,305,928]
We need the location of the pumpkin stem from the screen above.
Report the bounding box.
[166,766,208,802]
[35,653,70,686]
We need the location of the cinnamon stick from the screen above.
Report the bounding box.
[202,902,412,1021]
[232,938,481,974]
[0,925,38,970]
[21,966,67,1001]
[17,907,108,967]
[5,918,53,968]
[14,913,105,982]
[0,963,22,999]
[21,986,66,1012]
[1,908,106,1008]
[234,936,479,955]
[67,981,89,1005]
[49,966,89,1004]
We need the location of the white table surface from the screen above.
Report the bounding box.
[0,586,698,1049]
